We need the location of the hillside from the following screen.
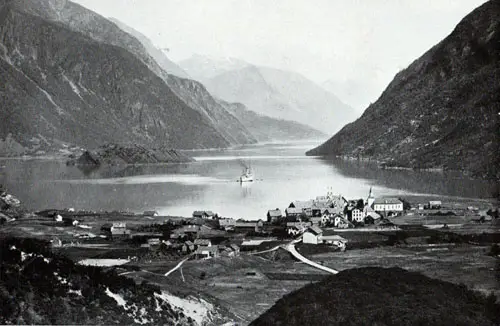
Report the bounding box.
[307,0,500,180]
[0,237,233,325]
[251,267,500,326]
[202,64,357,134]
[0,0,256,154]
[219,101,326,142]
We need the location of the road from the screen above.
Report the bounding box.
[283,244,338,274]
[250,238,338,274]
[164,255,192,277]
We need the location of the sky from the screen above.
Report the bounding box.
[74,0,487,111]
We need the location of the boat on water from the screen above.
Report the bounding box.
[239,167,254,182]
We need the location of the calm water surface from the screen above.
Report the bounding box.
[0,141,496,220]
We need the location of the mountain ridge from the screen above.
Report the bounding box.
[198,61,357,134]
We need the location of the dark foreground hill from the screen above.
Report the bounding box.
[0,237,232,325]
[307,0,500,180]
[251,267,500,326]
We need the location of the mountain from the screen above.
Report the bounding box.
[201,64,358,134]
[308,0,500,180]
[108,18,189,79]
[178,54,250,82]
[251,267,499,326]
[219,101,326,142]
[0,0,256,153]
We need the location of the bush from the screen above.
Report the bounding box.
[488,243,500,256]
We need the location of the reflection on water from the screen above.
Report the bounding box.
[0,141,496,220]
[319,158,498,199]
[240,182,253,198]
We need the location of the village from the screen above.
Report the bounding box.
[5,186,493,264]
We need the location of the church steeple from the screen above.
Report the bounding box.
[367,187,375,207]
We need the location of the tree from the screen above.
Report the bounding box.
[398,197,412,210]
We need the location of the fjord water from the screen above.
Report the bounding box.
[0,141,496,220]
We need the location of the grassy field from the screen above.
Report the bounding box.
[309,245,499,298]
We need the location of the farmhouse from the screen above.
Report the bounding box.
[429,201,442,209]
[373,198,404,213]
[288,200,313,217]
[111,222,130,238]
[182,241,195,253]
[234,220,264,233]
[143,211,159,217]
[218,218,236,230]
[194,238,212,247]
[302,226,323,244]
[285,207,304,219]
[195,245,219,259]
[192,210,215,219]
[267,209,283,224]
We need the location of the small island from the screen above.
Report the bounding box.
[67,144,195,166]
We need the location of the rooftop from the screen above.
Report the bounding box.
[267,209,283,217]
[285,207,304,214]
[322,235,347,241]
[373,198,403,205]
[306,225,323,235]
[196,245,218,253]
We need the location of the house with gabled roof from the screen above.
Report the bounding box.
[192,210,215,219]
[195,245,219,259]
[194,238,212,247]
[302,226,323,244]
[267,209,283,224]
[285,207,304,220]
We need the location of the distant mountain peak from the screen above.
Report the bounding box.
[199,61,357,134]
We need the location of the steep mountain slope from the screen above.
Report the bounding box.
[164,75,257,146]
[251,267,500,326]
[203,64,357,134]
[308,0,500,180]
[108,17,189,79]
[219,101,326,142]
[0,0,256,153]
[178,54,250,82]
[0,5,228,150]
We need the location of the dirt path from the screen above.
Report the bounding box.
[284,244,338,274]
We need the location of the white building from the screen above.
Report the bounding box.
[351,208,365,222]
[302,226,323,244]
[373,198,404,213]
